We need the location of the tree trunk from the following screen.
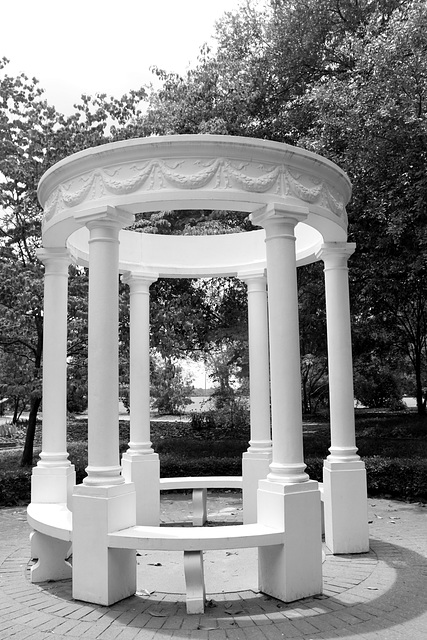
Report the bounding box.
[21,312,44,466]
[12,398,20,424]
[20,394,41,466]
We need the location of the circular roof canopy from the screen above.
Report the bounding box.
[38,135,351,277]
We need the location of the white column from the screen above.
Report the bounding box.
[253,205,309,484]
[252,204,322,603]
[80,208,134,486]
[121,273,160,525]
[239,271,271,523]
[316,242,369,553]
[30,247,75,585]
[31,248,75,506]
[72,207,137,606]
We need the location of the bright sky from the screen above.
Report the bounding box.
[2,0,243,115]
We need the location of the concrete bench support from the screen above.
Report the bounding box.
[192,489,207,527]
[183,550,206,614]
[30,531,72,582]
[27,503,73,584]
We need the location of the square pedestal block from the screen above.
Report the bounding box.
[31,464,76,507]
[72,482,137,606]
[257,479,323,602]
[242,451,272,524]
[121,452,160,525]
[323,460,369,554]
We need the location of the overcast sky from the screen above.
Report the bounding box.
[2,0,243,115]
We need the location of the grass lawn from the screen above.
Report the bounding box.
[0,409,426,506]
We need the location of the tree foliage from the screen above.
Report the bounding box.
[2,0,427,442]
[0,57,147,462]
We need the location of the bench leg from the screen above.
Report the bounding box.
[30,531,72,582]
[192,488,207,526]
[183,550,206,614]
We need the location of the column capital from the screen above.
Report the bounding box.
[316,242,356,268]
[75,205,134,231]
[238,269,267,289]
[122,271,159,291]
[36,247,71,270]
[250,203,309,233]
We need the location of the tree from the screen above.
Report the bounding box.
[0,351,31,423]
[0,57,148,463]
[295,1,427,413]
[150,351,194,415]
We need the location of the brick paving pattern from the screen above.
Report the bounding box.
[0,493,426,639]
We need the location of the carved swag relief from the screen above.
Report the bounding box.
[44,157,346,222]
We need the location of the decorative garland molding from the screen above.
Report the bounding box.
[38,136,351,267]
[43,157,346,222]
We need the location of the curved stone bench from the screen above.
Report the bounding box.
[27,503,73,541]
[160,476,243,526]
[27,481,324,613]
[27,503,73,583]
[27,501,285,615]
[109,522,285,614]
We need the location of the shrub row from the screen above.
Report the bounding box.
[0,467,32,507]
[364,456,427,500]
[1,452,426,507]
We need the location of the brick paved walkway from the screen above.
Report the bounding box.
[0,493,426,639]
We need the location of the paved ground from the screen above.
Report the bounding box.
[0,492,426,639]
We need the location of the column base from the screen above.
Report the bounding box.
[242,450,272,523]
[31,464,76,508]
[323,460,369,554]
[257,479,323,602]
[72,482,136,606]
[121,452,160,525]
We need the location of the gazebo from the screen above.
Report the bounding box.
[28,135,369,612]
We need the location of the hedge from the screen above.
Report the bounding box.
[1,452,426,507]
[364,456,427,500]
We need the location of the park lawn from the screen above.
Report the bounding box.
[0,410,426,506]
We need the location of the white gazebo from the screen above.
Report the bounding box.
[28,135,369,613]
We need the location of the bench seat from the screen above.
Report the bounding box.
[160,476,243,526]
[159,476,242,490]
[108,522,284,551]
[108,522,284,614]
[27,503,72,542]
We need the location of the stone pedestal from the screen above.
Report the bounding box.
[121,453,160,525]
[31,465,76,507]
[242,452,271,524]
[72,483,136,605]
[257,480,323,602]
[323,461,369,553]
